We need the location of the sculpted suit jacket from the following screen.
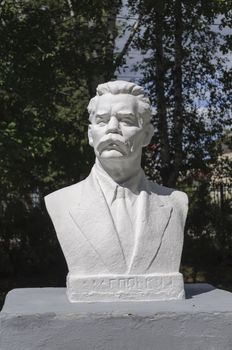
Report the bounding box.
[45,167,188,276]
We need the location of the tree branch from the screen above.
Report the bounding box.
[66,0,74,17]
[112,14,142,73]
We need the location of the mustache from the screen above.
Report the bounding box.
[97,134,130,156]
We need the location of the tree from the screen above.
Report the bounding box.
[128,0,231,187]
[0,0,127,286]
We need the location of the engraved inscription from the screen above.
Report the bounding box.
[68,274,184,301]
[82,276,172,292]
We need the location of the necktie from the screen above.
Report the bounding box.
[111,186,134,269]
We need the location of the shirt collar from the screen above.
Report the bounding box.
[93,161,145,205]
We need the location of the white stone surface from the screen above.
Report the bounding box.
[67,273,185,301]
[45,81,188,302]
[1,285,232,350]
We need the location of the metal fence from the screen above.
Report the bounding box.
[178,182,232,209]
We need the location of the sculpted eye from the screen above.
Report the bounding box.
[121,118,134,126]
[96,117,108,125]
[97,120,106,125]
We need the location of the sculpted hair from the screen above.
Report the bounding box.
[87,80,152,125]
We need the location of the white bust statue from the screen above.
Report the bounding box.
[45,80,188,302]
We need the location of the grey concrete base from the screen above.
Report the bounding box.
[1,284,232,350]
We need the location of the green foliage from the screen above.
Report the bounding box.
[182,179,232,286]
[128,0,231,185]
[0,0,231,306]
[0,0,122,287]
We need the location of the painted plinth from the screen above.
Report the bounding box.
[67,273,184,301]
[1,284,232,350]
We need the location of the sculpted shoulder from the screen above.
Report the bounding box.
[148,180,188,208]
[44,179,86,215]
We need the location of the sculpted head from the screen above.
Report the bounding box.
[87,80,154,162]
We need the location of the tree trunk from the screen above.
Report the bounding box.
[88,4,119,97]
[167,0,183,187]
[154,1,170,186]
[69,1,122,97]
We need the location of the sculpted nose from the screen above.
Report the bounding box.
[106,116,121,134]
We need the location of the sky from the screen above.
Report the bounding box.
[115,3,232,84]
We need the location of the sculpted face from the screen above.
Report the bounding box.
[88,93,152,160]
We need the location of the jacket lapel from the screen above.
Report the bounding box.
[129,187,173,274]
[69,170,127,273]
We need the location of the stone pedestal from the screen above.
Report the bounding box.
[1,284,232,350]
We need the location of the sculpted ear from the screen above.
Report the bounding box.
[143,124,154,147]
[88,125,94,147]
